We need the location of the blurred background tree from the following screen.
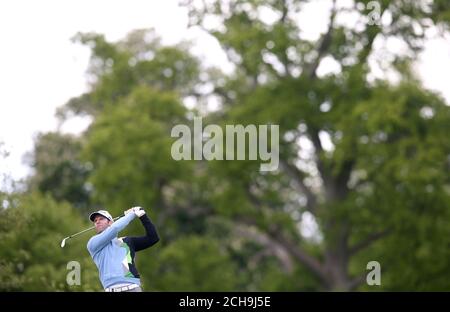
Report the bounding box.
[24,133,92,212]
[2,0,450,291]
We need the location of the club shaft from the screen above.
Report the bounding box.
[68,214,123,239]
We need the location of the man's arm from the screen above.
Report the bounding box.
[128,213,159,252]
[87,213,136,255]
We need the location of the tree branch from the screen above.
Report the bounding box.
[349,229,392,255]
[236,216,329,287]
[267,226,329,286]
[274,0,297,78]
[355,2,390,67]
[280,0,288,23]
[279,159,317,213]
[307,0,337,79]
[234,223,294,273]
[334,158,355,199]
[308,127,335,199]
[309,127,323,154]
[348,273,366,290]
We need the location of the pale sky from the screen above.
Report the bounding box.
[0,0,227,182]
[1,0,449,187]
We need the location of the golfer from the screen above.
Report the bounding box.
[87,207,159,292]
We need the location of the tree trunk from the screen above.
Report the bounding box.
[323,232,352,291]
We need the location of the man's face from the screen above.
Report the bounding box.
[93,215,112,233]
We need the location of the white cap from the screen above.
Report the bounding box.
[89,210,113,222]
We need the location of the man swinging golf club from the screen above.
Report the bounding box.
[87,206,159,292]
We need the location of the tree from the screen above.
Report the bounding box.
[179,0,450,290]
[25,132,92,211]
[44,2,450,290]
[141,235,242,291]
[60,29,214,239]
[0,192,101,291]
[56,29,202,121]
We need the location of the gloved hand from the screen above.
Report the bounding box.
[132,206,146,217]
[124,208,135,216]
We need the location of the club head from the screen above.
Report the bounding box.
[61,237,68,248]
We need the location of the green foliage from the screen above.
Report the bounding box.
[25,132,91,211]
[183,0,450,291]
[142,236,241,291]
[7,0,450,291]
[0,192,101,291]
[58,29,201,120]
[82,86,190,215]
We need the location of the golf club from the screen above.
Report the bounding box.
[60,214,122,248]
[60,208,144,248]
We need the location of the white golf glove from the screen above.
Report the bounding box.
[124,208,135,216]
[132,206,146,217]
